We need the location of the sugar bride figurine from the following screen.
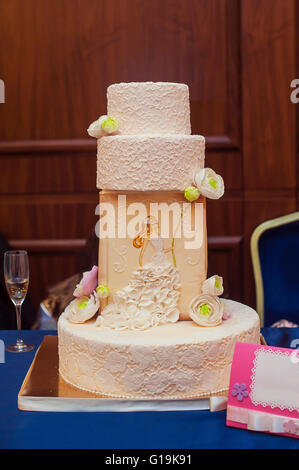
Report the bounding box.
[96,217,181,330]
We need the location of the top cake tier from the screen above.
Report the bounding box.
[107,82,191,135]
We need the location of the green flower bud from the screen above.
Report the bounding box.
[184,186,200,202]
[100,116,118,134]
[96,284,109,299]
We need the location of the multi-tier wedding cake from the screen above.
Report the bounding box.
[58,82,260,399]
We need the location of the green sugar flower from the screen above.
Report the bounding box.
[96,284,109,299]
[99,115,118,134]
[184,186,200,202]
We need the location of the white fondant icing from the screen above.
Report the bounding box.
[112,245,128,274]
[97,135,205,191]
[107,82,191,135]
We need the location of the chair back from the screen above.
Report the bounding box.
[251,212,299,326]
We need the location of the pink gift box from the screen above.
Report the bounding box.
[226,342,299,439]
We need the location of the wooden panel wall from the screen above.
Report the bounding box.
[241,0,297,305]
[0,0,297,312]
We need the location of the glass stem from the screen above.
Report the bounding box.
[15,304,23,346]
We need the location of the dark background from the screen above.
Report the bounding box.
[0,0,298,312]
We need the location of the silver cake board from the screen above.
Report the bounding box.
[18,336,228,412]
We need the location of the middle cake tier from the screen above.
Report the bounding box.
[97,135,205,191]
[98,191,207,321]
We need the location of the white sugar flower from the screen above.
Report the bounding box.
[87,119,103,138]
[189,294,223,327]
[66,293,100,323]
[87,115,118,138]
[194,168,224,200]
[202,275,224,296]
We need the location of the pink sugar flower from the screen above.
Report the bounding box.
[222,310,231,320]
[73,266,98,297]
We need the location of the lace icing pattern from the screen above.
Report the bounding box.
[250,348,299,412]
[59,313,260,399]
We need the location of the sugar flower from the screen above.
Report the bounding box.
[184,186,200,202]
[189,294,223,327]
[222,304,231,321]
[202,275,224,296]
[73,266,98,297]
[194,168,224,200]
[99,115,118,134]
[96,284,109,299]
[66,293,100,323]
[87,115,118,138]
[87,119,103,138]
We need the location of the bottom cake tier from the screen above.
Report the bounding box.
[58,299,260,399]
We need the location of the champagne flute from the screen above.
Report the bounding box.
[4,251,34,352]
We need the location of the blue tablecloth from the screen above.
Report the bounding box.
[0,328,299,449]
